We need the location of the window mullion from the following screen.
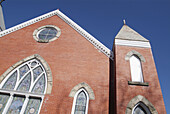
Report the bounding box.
[20,96,29,114]
[2,95,14,114]
[29,72,44,92]
[29,68,34,92]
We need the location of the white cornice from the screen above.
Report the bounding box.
[0,9,113,60]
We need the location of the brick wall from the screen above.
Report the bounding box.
[0,15,110,113]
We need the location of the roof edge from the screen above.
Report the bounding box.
[0,9,59,37]
[0,9,113,60]
[56,10,113,60]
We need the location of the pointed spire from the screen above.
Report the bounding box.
[115,24,149,42]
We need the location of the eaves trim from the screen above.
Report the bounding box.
[0,9,113,60]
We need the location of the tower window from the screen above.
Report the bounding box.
[129,55,143,82]
[0,59,47,113]
[33,25,61,43]
[132,102,151,114]
[133,106,146,114]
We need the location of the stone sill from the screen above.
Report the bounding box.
[128,81,149,86]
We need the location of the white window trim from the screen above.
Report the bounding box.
[71,88,89,114]
[0,59,47,114]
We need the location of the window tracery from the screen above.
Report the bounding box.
[0,59,47,114]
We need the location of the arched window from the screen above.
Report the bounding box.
[0,58,47,114]
[130,55,143,82]
[71,88,89,114]
[132,102,151,114]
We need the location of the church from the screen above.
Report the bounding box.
[0,3,166,114]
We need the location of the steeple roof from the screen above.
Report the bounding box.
[115,24,149,42]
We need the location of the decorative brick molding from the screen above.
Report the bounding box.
[125,50,146,62]
[126,95,158,114]
[69,82,95,100]
[33,25,61,43]
[0,54,52,94]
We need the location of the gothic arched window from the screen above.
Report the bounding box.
[71,88,89,114]
[0,58,47,114]
[130,55,143,82]
[132,102,151,114]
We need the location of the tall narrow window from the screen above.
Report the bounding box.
[132,102,151,114]
[0,59,47,114]
[130,55,143,82]
[71,88,89,114]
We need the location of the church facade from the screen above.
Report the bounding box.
[0,9,166,114]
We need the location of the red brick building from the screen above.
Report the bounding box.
[0,9,166,114]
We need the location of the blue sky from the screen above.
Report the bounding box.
[1,0,170,113]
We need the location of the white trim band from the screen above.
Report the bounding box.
[115,39,151,48]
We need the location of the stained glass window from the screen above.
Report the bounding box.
[32,74,45,94]
[17,73,31,92]
[75,91,87,114]
[19,65,29,79]
[72,89,89,114]
[2,71,17,90]
[24,97,41,114]
[33,66,43,81]
[38,27,58,41]
[33,25,61,43]
[7,96,25,114]
[0,59,47,114]
[0,93,10,113]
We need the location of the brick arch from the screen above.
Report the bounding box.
[125,50,146,62]
[69,82,95,100]
[126,95,158,114]
[0,54,52,94]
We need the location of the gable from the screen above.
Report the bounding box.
[0,9,113,60]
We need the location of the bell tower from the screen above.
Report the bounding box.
[113,22,166,113]
[0,0,5,31]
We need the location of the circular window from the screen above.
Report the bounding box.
[33,25,61,43]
